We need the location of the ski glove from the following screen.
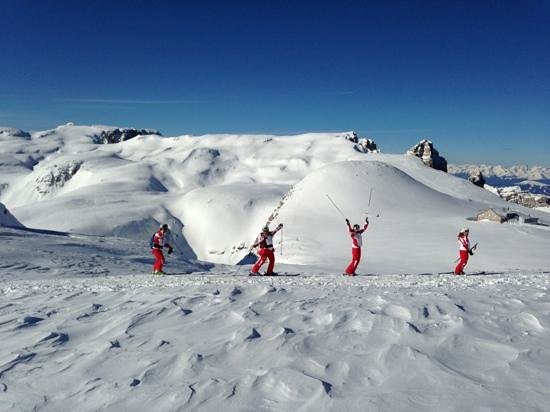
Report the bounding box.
[468,250,474,256]
[277,223,284,229]
[365,217,369,224]
[168,247,173,255]
[345,219,350,225]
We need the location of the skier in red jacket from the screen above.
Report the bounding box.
[454,227,476,275]
[151,223,173,275]
[250,223,283,275]
[344,217,369,276]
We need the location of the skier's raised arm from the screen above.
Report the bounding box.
[358,217,369,233]
[345,218,352,232]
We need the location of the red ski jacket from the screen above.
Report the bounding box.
[348,222,369,248]
[152,229,172,250]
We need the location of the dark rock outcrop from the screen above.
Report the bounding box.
[407,139,448,172]
[345,132,380,153]
[469,169,486,188]
[93,128,161,144]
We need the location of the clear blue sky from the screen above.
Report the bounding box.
[1,0,549,165]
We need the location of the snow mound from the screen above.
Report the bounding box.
[174,183,289,263]
[0,202,23,227]
[274,160,550,273]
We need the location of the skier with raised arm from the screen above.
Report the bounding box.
[250,223,283,276]
[151,223,173,275]
[454,227,477,275]
[344,217,369,276]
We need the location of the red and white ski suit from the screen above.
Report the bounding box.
[251,226,282,274]
[345,222,369,275]
[454,234,470,275]
[152,228,172,272]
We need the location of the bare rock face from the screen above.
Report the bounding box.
[93,128,161,144]
[345,132,380,153]
[35,162,82,195]
[406,139,448,172]
[469,169,486,188]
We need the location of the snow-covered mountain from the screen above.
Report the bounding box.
[1,124,549,272]
[449,164,550,210]
[448,164,550,181]
[449,164,550,193]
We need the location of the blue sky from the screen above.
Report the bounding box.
[1,1,549,165]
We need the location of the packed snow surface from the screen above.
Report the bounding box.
[1,227,550,411]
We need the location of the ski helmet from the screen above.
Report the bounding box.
[262,226,269,232]
[353,223,360,230]
[460,227,469,233]
[161,223,169,230]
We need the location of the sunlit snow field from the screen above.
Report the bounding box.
[1,126,550,411]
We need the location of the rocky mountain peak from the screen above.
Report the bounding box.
[344,132,380,153]
[406,139,448,172]
[93,128,162,144]
[468,169,486,188]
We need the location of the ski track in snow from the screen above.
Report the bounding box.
[1,270,550,411]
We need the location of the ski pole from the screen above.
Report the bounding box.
[280,226,283,256]
[325,194,347,219]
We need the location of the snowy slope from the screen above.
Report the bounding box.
[274,160,550,274]
[2,124,550,411]
[1,124,549,273]
[0,126,369,261]
[0,226,549,411]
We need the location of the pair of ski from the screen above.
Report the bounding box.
[249,272,300,277]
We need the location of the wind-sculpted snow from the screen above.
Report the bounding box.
[1,224,550,410]
[1,271,550,411]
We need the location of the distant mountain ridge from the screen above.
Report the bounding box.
[449,164,550,208]
[449,164,550,181]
